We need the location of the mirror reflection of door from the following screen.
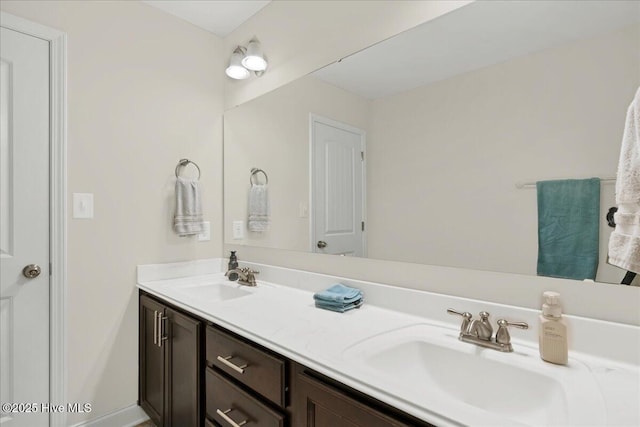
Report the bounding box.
[310,114,366,256]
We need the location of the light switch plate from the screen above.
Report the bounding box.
[299,202,309,218]
[232,221,244,240]
[198,221,211,242]
[73,193,94,219]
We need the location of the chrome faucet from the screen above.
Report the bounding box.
[468,311,493,340]
[447,308,528,352]
[225,267,259,286]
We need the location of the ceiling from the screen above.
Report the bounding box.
[142,0,271,37]
[313,0,640,99]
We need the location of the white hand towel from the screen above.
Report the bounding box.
[248,184,270,232]
[174,176,205,236]
[608,87,640,274]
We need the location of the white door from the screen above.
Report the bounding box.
[311,115,365,256]
[0,27,50,427]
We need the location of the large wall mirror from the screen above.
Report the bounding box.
[224,0,640,285]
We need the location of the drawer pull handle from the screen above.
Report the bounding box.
[217,355,248,374]
[217,408,249,427]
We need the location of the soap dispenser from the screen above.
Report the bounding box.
[539,291,568,365]
[227,251,239,281]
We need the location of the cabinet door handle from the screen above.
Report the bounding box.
[153,310,158,345]
[156,312,163,348]
[216,408,249,427]
[159,315,168,347]
[216,355,248,374]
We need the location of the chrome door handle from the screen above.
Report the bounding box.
[217,355,248,374]
[22,264,41,278]
[317,240,327,249]
[216,408,248,427]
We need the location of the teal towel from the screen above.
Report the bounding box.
[313,284,362,304]
[536,178,600,280]
[315,298,363,313]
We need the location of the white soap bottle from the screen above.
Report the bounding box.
[539,291,568,365]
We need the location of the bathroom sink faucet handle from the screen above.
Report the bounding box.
[242,267,259,277]
[447,308,473,333]
[235,267,259,286]
[496,319,529,345]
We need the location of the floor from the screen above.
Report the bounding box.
[134,421,155,427]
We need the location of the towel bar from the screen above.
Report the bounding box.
[515,176,615,189]
[175,158,201,180]
[250,167,268,185]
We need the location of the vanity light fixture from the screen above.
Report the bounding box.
[242,38,267,72]
[225,47,250,80]
[225,38,268,80]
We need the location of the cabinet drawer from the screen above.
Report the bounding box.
[206,326,285,406]
[206,368,284,427]
[296,372,413,427]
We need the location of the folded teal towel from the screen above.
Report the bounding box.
[315,298,363,313]
[537,178,600,280]
[313,283,362,304]
[314,297,361,309]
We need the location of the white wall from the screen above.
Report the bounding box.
[368,24,640,283]
[0,1,224,424]
[224,75,370,251]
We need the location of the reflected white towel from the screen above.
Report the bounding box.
[248,184,270,232]
[609,87,640,274]
[609,203,640,274]
[174,177,205,236]
[615,86,640,204]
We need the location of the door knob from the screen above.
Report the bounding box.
[317,241,327,249]
[22,264,42,279]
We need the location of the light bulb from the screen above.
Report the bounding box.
[241,39,267,72]
[225,48,250,80]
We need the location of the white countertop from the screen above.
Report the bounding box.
[137,259,640,427]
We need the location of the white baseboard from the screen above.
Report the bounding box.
[69,404,149,427]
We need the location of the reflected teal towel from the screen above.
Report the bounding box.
[537,178,600,280]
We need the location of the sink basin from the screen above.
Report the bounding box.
[370,340,568,424]
[173,282,251,302]
[342,324,605,426]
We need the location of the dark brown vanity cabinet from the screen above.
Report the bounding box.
[293,371,419,427]
[139,292,432,427]
[139,294,202,427]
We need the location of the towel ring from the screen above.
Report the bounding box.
[250,168,268,185]
[175,159,201,180]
